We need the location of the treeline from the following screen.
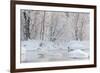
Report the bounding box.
[20,10,90,41]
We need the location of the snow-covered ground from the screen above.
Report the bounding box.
[20,39,90,63]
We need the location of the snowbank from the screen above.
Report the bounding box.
[21,40,90,62]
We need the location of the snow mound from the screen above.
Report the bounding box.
[21,39,40,50]
[68,49,89,59]
[68,41,89,50]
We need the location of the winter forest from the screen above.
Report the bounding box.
[20,9,90,63]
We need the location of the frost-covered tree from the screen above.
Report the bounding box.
[21,10,31,40]
[78,13,90,41]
